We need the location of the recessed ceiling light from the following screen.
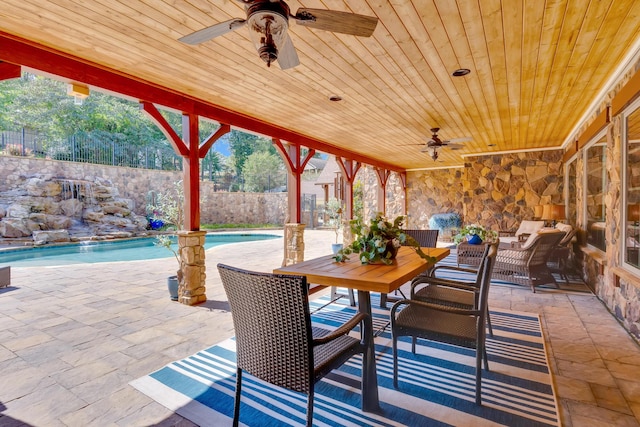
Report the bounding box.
[488,144,496,147]
[452,68,471,77]
[329,95,342,102]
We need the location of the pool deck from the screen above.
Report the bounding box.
[1,230,639,426]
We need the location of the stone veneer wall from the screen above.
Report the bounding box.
[358,165,405,221]
[0,156,287,226]
[568,57,640,340]
[406,168,464,228]
[406,151,563,232]
[463,151,564,232]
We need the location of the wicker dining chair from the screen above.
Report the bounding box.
[410,241,495,337]
[390,242,498,405]
[217,264,365,427]
[378,229,440,308]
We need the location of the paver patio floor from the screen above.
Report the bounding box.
[1,230,639,426]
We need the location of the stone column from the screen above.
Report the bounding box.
[283,223,305,266]
[177,230,207,305]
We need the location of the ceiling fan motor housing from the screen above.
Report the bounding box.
[247,1,290,65]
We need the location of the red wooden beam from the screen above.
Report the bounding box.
[0,31,403,173]
[0,61,21,81]
[182,113,201,231]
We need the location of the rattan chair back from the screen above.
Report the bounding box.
[403,229,439,248]
[218,264,314,393]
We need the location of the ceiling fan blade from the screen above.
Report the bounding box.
[277,34,300,70]
[446,143,465,150]
[293,8,378,37]
[179,18,246,45]
[445,137,472,144]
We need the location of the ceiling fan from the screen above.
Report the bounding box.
[178,0,379,70]
[403,128,471,161]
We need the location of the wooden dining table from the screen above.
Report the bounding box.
[273,245,450,413]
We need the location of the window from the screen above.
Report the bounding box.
[624,102,640,269]
[585,137,606,251]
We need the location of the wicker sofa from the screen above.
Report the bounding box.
[500,220,545,246]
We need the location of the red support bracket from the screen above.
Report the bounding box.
[198,124,230,158]
[336,157,362,220]
[374,168,392,216]
[273,139,315,223]
[140,102,189,156]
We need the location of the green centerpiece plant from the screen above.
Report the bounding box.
[453,223,498,245]
[333,213,437,265]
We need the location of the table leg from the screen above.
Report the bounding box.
[357,290,381,413]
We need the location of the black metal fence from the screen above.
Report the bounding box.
[0,129,286,189]
[0,129,185,171]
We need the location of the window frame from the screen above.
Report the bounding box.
[582,129,607,252]
[621,96,640,275]
[564,154,578,230]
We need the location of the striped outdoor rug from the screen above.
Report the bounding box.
[131,294,559,426]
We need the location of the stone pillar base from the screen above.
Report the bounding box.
[283,223,305,266]
[177,230,207,305]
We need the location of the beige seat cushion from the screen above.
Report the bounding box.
[515,220,545,237]
[520,228,563,249]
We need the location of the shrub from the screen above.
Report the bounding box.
[428,213,462,232]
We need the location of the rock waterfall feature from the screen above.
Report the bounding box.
[0,174,148,244]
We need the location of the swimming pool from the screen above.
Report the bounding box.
[0,233,280,267]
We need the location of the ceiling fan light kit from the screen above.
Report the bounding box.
[246,2,290,67]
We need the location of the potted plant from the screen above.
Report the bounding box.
[155,234,181,301]
[453,223,498,245]
[333,213,436,265]
[326,198,344,254]
[147,181,184,300]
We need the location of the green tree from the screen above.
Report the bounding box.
[353,181,364,221]
[228,130,274,176]
[242,151,285,192]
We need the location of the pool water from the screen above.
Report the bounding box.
[1,233,280,267]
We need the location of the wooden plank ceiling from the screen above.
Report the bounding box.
[1,0,640,170]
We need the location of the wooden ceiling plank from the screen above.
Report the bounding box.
[373,0,473,137]
[538,0,613,143]
[534,0,590,143]
[526,0,570,148]
[457,0,505,149]
[479,0,511,147]
[67,0,392,147]
[2,0,639,169]
[432,0,497,149]
[546,1,640,140]
[520,1,546,150]
[501,0,524,149]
